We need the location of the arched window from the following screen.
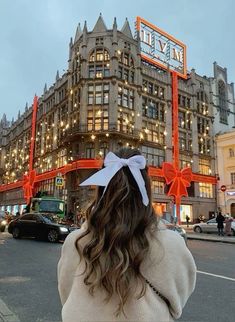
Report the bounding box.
[88,48,110,79]
[118,52,135,83]
[218,80,228,124]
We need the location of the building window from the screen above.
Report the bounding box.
[143,80,165,99]
[152,180,165,195]
[87,110,108,131]
[199,158,211,175]
[231,173,235,185]
[57,149,67,167]
[142,121,165,145]
[88,48,110,79]
[86,143,95,158]
[88,84,109,105]
[178,94,191,108]
[117,111,134,134]
[141,146,165,167]
[142,97,165,122]
[199,183,213,198]
[99,142,109,157]
[218,80,228,124]
[118,52,135,83]
[180,155,192,168]
[229,148,235,157]
[118,86,134,109]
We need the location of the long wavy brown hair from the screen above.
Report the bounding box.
[76,148,158,315]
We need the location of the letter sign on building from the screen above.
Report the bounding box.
[136,17,187,79]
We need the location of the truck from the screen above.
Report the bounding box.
[30,196,66,219]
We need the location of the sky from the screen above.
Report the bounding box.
[0,0,234,121]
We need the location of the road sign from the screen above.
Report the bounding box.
[55,176,64,187]
[220,185,226,192]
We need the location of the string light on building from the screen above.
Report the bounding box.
[91,134,96,140]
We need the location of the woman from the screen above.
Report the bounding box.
[58,148,196,321]
[224,215,233,236]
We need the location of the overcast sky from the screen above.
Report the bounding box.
[0,0,234,121]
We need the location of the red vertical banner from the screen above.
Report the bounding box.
[172,72,179,171]
[172,72,180,220]
[23,95,38,204]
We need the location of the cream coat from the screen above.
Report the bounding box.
[58,223,196,322]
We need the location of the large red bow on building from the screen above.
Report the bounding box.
[162,162,192,202]
[23,170,36,204]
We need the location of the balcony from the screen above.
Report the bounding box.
[66,123,141,141]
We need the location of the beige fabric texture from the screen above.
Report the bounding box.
[58,223,196,322]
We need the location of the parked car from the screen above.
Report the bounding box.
[161,218,187,243]
[8,213,78,242]
[0,211,7,232]
[193,218,235,235]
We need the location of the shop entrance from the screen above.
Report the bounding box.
[231,203,235,217]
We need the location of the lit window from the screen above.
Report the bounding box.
[88,48,110,79]
[199,183,213,198]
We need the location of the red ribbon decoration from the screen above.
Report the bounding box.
[23,170,36,204]
[162,162,192,204]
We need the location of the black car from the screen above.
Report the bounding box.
[8,213,75,242]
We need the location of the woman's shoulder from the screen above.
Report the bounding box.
[62,223,87,250]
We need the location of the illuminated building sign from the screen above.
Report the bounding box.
[227,191,235,196]
[136,17,187,78]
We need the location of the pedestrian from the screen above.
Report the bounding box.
[186,214,190,227]
[67,209,75,223]
[216,212,225,236]
[224,215,233,236]
[58,148,196,322]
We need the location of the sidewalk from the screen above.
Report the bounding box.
[0,299,20,322]
[182,225,235,244]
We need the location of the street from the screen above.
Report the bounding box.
[0,232,234,322]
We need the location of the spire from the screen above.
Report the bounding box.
[113,17,117,30]
[112,17,117,44]
[11,117,14,125]
[121,18,133,39]
[2,113,7,126]
[25,102,28,112]
[83,20,88,34]
[93,13,107,32]
[82,21,88,46]
[74,23,82,42]
[44,83,47,93]
[56,70,59,81]
[18,110,21,119]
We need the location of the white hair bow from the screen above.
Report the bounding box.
[80,152,149,206]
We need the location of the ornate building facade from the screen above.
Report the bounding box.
[215,130,235,216]
[0,15,235,221]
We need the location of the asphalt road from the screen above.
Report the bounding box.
[0,232,234,322]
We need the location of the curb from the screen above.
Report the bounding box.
[0,299,20,322]
[187,234,235,244]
